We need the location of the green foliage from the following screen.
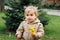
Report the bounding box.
[5,10,24,31]
[38,10,49,27]
[4,0,25,31]
[30,0,42,8]
[4,0,49,31]
[42,4,60,10]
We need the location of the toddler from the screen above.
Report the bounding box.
[16,6,44,40]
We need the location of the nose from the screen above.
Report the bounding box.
[27,16,31,18]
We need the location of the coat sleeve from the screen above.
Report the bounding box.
[16,22,24,36]
[36,23,44,38]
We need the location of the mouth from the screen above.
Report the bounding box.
[28,19,32,21]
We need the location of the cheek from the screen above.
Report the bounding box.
[25,16,28,19]
[25,16,31,19]
[31,16,36,20]
[32,16,36,19]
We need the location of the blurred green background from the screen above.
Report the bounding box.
[0,0,60,40]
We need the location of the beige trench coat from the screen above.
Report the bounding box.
[16,18,44,40]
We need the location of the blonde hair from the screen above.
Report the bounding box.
[24,6,38,16]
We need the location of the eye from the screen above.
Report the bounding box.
[26,14,29,16]
[30,14,33,16]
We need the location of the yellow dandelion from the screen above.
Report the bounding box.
[29,26,35,35]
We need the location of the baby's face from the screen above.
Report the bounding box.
[25,10,37,23]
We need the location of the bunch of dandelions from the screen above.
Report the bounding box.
[29,26,35,35]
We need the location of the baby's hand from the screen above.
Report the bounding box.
[16,34,21,39]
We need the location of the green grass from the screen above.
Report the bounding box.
[43,15,60,40]
[0,32,16,40]
[0,13,60,40]
[0,13,6,31]
[0,13,16,40]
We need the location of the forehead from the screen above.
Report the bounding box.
[25,9,35,14]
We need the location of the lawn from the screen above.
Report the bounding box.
[0,13,60,40]
[44,15,60,40]
[0,13,16,40]
[0,13,6,31]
